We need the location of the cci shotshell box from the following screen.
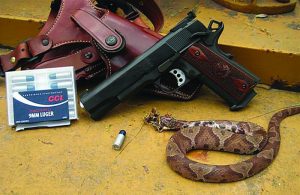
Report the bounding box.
[5,67,78,131]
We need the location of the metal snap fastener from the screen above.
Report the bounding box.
[10,57,16,64]
[84,52,93,59]
[105,35,118,46]
[42,39,49,46]
[194,50,200,56]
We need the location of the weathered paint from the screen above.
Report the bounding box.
[0,67,299,193]
[220,45,300,91]
[0,1,299,193]
[0,15,44,48]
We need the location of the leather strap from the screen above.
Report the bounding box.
[97,0,164,32]
[72,9,125,53]
[125,0,164,32]
[0,43,31,72]
[0,0,163,76]
[28,46,99,70]
[0,35,53,73]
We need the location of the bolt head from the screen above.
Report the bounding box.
[84,52,93,59]
[105,35,118,46]
[10,57,16,64]
[42,39,49,46]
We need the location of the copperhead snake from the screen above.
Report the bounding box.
[144,107,300,183]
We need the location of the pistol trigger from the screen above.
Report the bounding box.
[169,69,186,87]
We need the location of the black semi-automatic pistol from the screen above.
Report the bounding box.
[80,12,259,120]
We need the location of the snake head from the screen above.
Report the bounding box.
[144,108,160,122]
[144,108,181,132]
[144,108,163,132]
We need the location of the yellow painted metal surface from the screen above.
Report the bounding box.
[0,49,300,194]
[0,0,299,191]
[220,45,300,90]
[0,0,50,19]
[0,0,49,47]
[0,15,43,48]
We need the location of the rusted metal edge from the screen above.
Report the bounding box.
[211,0,297,14]
[220,45,300,92]
[0,15,44,48]
[270,80,300,92]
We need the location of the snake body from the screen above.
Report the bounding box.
[145,107,300,183]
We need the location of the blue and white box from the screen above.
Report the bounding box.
[5,67,78,131]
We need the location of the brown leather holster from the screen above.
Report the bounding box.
[0,0,202,100]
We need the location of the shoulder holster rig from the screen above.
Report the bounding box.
[0,0,203,100]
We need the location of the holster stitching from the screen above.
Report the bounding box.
[46,0,65,36]
[94,40,112,77]
[53,40,91,48]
